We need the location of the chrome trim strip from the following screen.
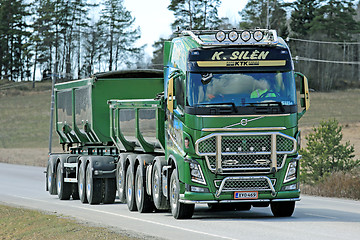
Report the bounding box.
[202,127,287,132]
[271,134,277,172]
[197,114,291,118]
[179,198,301,204]
[215,135,222,174]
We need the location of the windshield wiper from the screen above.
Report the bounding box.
[249,101,285,112]
[195,102,238,113]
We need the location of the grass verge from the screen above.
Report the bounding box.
[301,168,360,200]
[0,204,138,240]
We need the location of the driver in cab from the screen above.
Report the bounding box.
[251,79,277,98]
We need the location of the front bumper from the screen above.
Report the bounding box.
[179,190,300,204]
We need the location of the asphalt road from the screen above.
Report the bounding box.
[1,162,360,240]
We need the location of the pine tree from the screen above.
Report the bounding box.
[100,0,142,71]
[290,0,320,37]
[240,0,288,36]
[0,0,31,81]
[300,119,359,183]
[168,0,221,30]
[81,21,106,76]
[309,0,359,41]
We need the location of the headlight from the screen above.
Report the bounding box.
[240,30,251,42]
[189,161,206,185]
[228,30,239,42]
[253,30,264,42]
[284,160,298,183]
[215,30,226,42]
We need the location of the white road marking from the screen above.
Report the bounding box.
[304,213,337,220]
[7,194,236,240]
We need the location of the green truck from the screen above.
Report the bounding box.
[46,29,310,219]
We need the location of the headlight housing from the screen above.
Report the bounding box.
[284,159,298,183]
[188,160,206,185]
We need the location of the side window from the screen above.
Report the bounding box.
[175,76,184,108]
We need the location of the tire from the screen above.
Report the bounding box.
[103,178,116,204]
[47,164,57,195]
[78,161,88,203]
[56,163,71,200]
[152,159,169,210]
[86,163,103,205]
[135,165,154,213]
[271,201,295,217]
[125,166,137,211]
[169,170,194,219]
[116,154,128,203]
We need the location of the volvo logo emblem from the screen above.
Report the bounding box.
[240,119,248,126]
[224,116,264,128]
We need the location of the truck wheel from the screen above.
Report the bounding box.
[152,159,169,210]
[86,163,102,205]
[271,201,295,217]
[135,165,154,213]
[103,178,116,204]
[169,170,194,219]
[116,154,128,203]
[47,164,57,195]
[56,163,71,200]
[78,161,88,203]
[125,166,137,211]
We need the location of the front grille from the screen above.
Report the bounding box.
[206,154,285,171]
[195,132,296,174]
[214,176,276,197]
[223,178,271,191]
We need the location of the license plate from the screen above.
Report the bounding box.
[234,191,258,199]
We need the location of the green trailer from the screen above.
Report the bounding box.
[46,29,310,219]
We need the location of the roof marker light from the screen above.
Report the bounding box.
[240,30,251,42]
[253,30,264,42]
[215,30,226,42]
[228,30,239,42]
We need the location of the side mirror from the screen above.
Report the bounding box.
[167,77,175,113]
[167,69,185,113]
[295,72,310,119]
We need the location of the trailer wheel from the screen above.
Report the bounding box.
[47,164,57,195]
[135,165,154,213]
[86,163,102,205]
[103,178,116,204]
[116,154,128,203]
[271,201,295,217]
[56,163,71,200]
[78,161,88,203]
[169,170,194,219]
[152,159,169,210]
[125,166,137,211]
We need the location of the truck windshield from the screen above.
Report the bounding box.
[187,71,297,107]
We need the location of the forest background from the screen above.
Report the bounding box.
[1,0,360,91]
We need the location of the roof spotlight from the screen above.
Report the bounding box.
[240,30,251,42]
[253,30,264,42]
[215,30,226,42]
[228,30,239,42]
